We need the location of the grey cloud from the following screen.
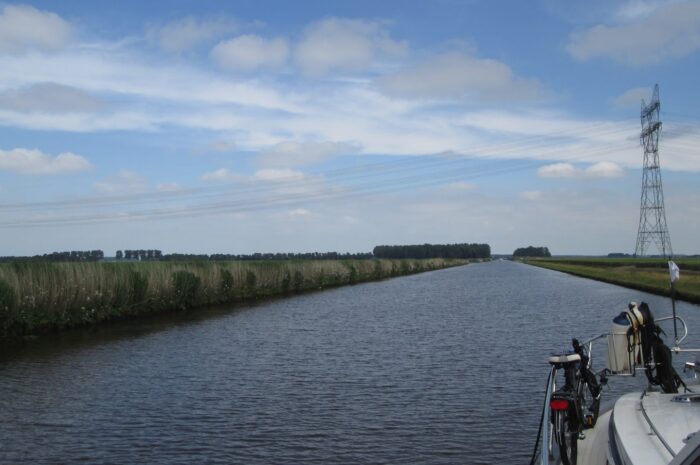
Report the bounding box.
[258,141,360,168]
[0,4,71,53]
[374,52,540,101]
[567,0,700,65]
[295,18,407,76]
[148,16,236,53]
[0,82,104,113]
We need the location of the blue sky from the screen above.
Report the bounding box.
[0,0,698,256]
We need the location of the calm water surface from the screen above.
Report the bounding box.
[2,261,699,464]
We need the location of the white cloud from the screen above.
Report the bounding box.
[0,82,103,113]
[200,168,241,183]
[211,35,289,71]
[288,208,312,217]
[258,141,357,168]
[253,168,305,182]
[375,51,540,101]
[94,170,148,193]
[612,86,651,108]
[615,1,667,21]
[584,161,624,178]
[520,190,543,200]
[207,140,236,153]
[538,163,577,178]
[149,16,236,53]
[538,161,625,178]
[156,182,183,192]
[567,0,700,65]
[0,148,91,175]
[295,18,407,75]
[445,181,478,191]
[200,168,305,183]
[0,4,71,53]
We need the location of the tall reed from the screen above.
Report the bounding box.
[0,258,467,337]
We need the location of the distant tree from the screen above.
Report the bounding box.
[513,246,551,257]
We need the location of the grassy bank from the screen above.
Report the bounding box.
[523,257,700,304]
[0,258,467,338]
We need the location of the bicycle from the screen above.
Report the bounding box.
[547,338,603,465]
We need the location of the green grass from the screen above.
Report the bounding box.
[0,258,468,338]
[523,257,700,303]
[527,256,700,270]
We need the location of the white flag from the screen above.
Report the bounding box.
[669,261,680,283]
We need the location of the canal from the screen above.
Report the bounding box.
[2,261,699,464]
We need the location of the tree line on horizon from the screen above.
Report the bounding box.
[0,250,105,262]
[373,243,491,259]
[160,251,375,261]
[1,243,492,262]
[513,246,551,257]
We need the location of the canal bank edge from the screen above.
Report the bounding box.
[0,258,474,339]
[521,259,700,304]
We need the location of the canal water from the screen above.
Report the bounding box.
[2,261,699,464]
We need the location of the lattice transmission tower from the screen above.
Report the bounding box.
[634,84,672,258]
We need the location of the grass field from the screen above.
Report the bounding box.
[0,258,468,338]
[523,257,700,304]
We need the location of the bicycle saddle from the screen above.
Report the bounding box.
[548,353,581,364]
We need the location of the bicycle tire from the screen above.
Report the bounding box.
[577,376,600,428]
[554,409,578,465]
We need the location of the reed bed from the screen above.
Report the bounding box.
[0,258,466,337]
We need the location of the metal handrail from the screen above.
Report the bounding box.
[656,315,688,346]
[640,390,676,458]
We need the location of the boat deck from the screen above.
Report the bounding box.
[613,390,700,464]
[577,410,611,465]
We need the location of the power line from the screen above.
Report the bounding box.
[0,121,641,227]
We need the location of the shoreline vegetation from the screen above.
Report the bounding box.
[522,257,700,304]
[0,258,470,338]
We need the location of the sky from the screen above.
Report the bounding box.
[0,0,698,256]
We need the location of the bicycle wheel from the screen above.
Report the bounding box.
[578,378,600,429]
[553,409,578,465]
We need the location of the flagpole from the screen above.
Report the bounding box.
[671,280,678,346]
[668,260,680,347]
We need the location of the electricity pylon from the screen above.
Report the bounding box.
[634,84,673,258]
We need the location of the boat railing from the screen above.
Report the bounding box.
[538,314,696,465]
